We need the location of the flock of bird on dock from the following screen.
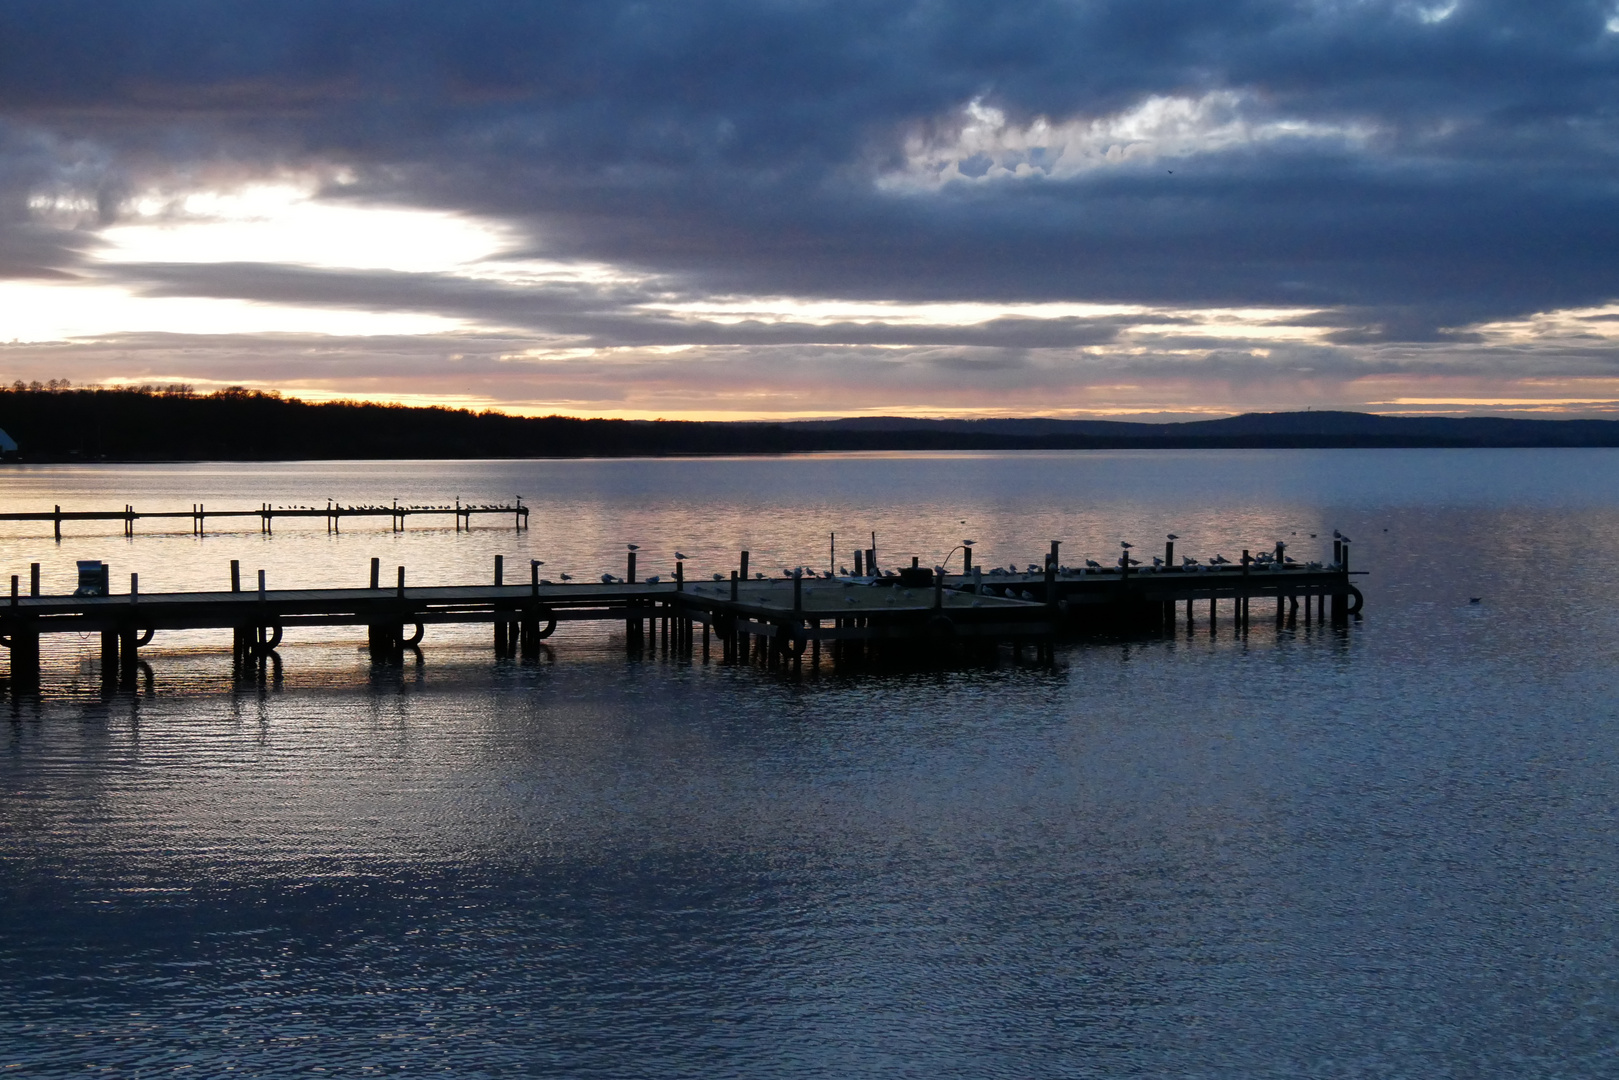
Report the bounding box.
[554,534,1351,589]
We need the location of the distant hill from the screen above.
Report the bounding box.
[788,411,1619,446]
[3,388,1619,461]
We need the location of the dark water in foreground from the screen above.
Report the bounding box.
[2,450,1617,1076]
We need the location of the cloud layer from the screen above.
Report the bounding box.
[4,0,1619,417]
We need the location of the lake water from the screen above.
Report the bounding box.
[2,450,1616,1076]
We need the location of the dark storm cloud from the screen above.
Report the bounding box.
[3,0,1619,340]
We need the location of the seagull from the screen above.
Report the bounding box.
[1333,530,1342,539]
[1120,541,1132,549]
[1085,559,1102,569]
[674,552,687,560]
[1152,556,1164,567]
[540,579,553,585]
[1167,533,1179,540]
[627,543,639,551]
[560,573,573,581]
[1019,590,1035,601]
[600,573,616,583]
[755,572,765,580]
[646,575,660,584]
[713,572,724,581]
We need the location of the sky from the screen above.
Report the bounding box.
[4,0,1619,421]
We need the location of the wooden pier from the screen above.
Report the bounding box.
[0,541,1365,694]
[0,498,529,539]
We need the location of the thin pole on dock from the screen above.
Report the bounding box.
[53,506,60,542]
[370,557,380,590]
[29,563,38,597]
[9,575,16,605]
[231,560,241,592]
[739,550,749,582]
[397,565,405,598]
[829,532,835,575]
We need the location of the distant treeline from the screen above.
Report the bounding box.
[3,386,1619,461]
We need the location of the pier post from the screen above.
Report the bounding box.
[119,622,138,685]
[494,555,507,656]
[794,568,803,614]
[101,629,119,684]
[10,624,40,693]
[963,542,973,575]
[230,560,246,664]
[370,557,380,590]
[30,563,39,597]
[1241,550,1251,630]
[738,551,748,583]
[854,549,863,576]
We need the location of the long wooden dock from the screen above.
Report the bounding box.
[0,498,528,538]
[0,541,1365,694]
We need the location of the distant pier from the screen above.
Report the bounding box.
[0,498,529,539]
[1,539,1364,694]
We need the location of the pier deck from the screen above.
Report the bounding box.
[0,558,1365,693]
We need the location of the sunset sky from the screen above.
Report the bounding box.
[5,0,1619,420]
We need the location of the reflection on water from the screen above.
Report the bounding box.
[3,451,1619,1075]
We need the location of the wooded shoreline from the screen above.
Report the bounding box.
[3,387,1618,461]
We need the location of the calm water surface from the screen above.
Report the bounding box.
[1,450,1616,1076]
